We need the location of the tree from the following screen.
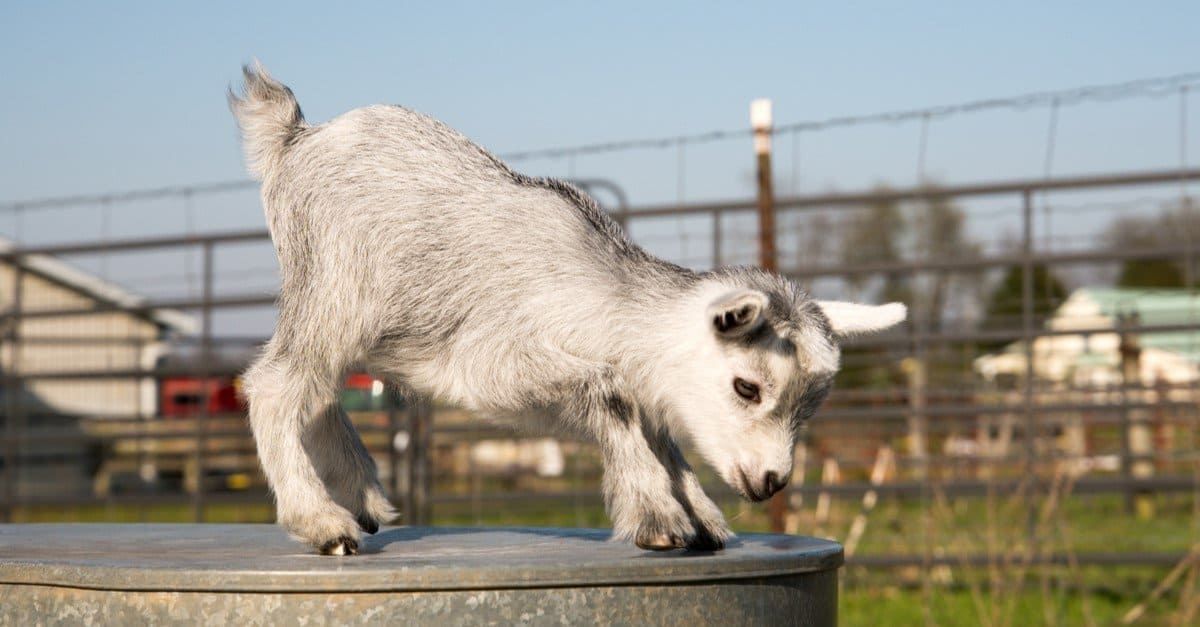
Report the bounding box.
[914,194,983,332]
[1103,201,1200,288]
[831,185,983,389]
[836,185,981,332]
[839,189,910,304]
[980,263,1069,349]
[1116,258,1185,288]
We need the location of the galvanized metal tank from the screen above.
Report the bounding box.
[0,524,841,625]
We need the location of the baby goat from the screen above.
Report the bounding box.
[229,64,905,555]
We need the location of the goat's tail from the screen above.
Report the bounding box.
[228,61,306,180]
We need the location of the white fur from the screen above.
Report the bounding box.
[229,64,906,553]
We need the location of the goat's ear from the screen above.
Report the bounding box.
[816,301,907,337]
[709,290,769,338]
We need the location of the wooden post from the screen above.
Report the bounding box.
[2,264,24,522]
[902,357,929,478]
[752,99,777,273]
[1119,312,1154,518]
[387,387,404,502]
[192,241,214,522]
[754,99,787,533]
[406,398,434,525]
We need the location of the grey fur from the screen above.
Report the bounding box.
[228,63,903,554]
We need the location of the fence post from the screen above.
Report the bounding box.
[1021,189,1038,551]
[406,397,433,525]
[752,99,777,273]
[192,241,214,522]
[1119,312,1154,518]
[2,264,23,522]
[387,387,404,504]
[711,207,723,268]
[903,356,928,478]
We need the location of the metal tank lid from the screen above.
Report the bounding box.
[0,524,843,592]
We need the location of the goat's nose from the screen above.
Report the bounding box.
[763,471,788,498]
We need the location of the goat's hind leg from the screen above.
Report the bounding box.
[305,403,397,534]
[244,353,363,555]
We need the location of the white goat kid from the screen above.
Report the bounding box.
[229,64,906,555]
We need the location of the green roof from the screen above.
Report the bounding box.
[1076,288,1200,362]
[1082,288,1200,326]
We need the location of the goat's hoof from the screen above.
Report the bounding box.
[686,527,726,551]
[636,532,685,551]
[356,514,380,535]
[318,536,359,556]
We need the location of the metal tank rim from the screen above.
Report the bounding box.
[0,523,844,593]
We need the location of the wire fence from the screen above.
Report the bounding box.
[2,66,1199,624]
[1,167,1200,622]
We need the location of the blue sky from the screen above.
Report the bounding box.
[1,1,1198,332]
[3,2,1198,208]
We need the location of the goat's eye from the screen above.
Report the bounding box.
[733,378,761,403]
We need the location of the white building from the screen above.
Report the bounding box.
[975,287,1200,388]
[0,238,195,419]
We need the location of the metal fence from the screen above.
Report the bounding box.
[2,168,1199,574]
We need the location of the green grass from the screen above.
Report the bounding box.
[830,492,1198,558]
[840,582,1190,627]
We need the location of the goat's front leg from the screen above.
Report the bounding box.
[568,369,695,550]
[649,434,734,551]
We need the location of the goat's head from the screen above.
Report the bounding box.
[660,269,905,502]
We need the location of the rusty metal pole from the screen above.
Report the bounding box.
[407,398,433,525]
[2,264,24,522]
[193,241,214,522]
[753,99,777,273]
[753,99,786,533]
[1021,189,1037,551]
[387,387,403,502]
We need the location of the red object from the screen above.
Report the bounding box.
[160,377,246,417]
[344,374,375,390]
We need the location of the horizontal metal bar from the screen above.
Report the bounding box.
[790,475,1199,497]
[421,475,1200,506]
[6,366,248,380]
[7,294,1200,356]
[6,169,1196,260]
[619,168,1200,218]
[0,229,270,259]
[4,426,396,447]
[2,335,269,346]
[4,386,1195,426]
[0,293,277,320]
[1,491,271,509]
[843,321,1200,348]
[785,244,1200,279]
[816,399,1198,421]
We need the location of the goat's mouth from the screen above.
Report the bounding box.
[735,466,767,502]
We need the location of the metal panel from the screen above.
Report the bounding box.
[0,524,841,626]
